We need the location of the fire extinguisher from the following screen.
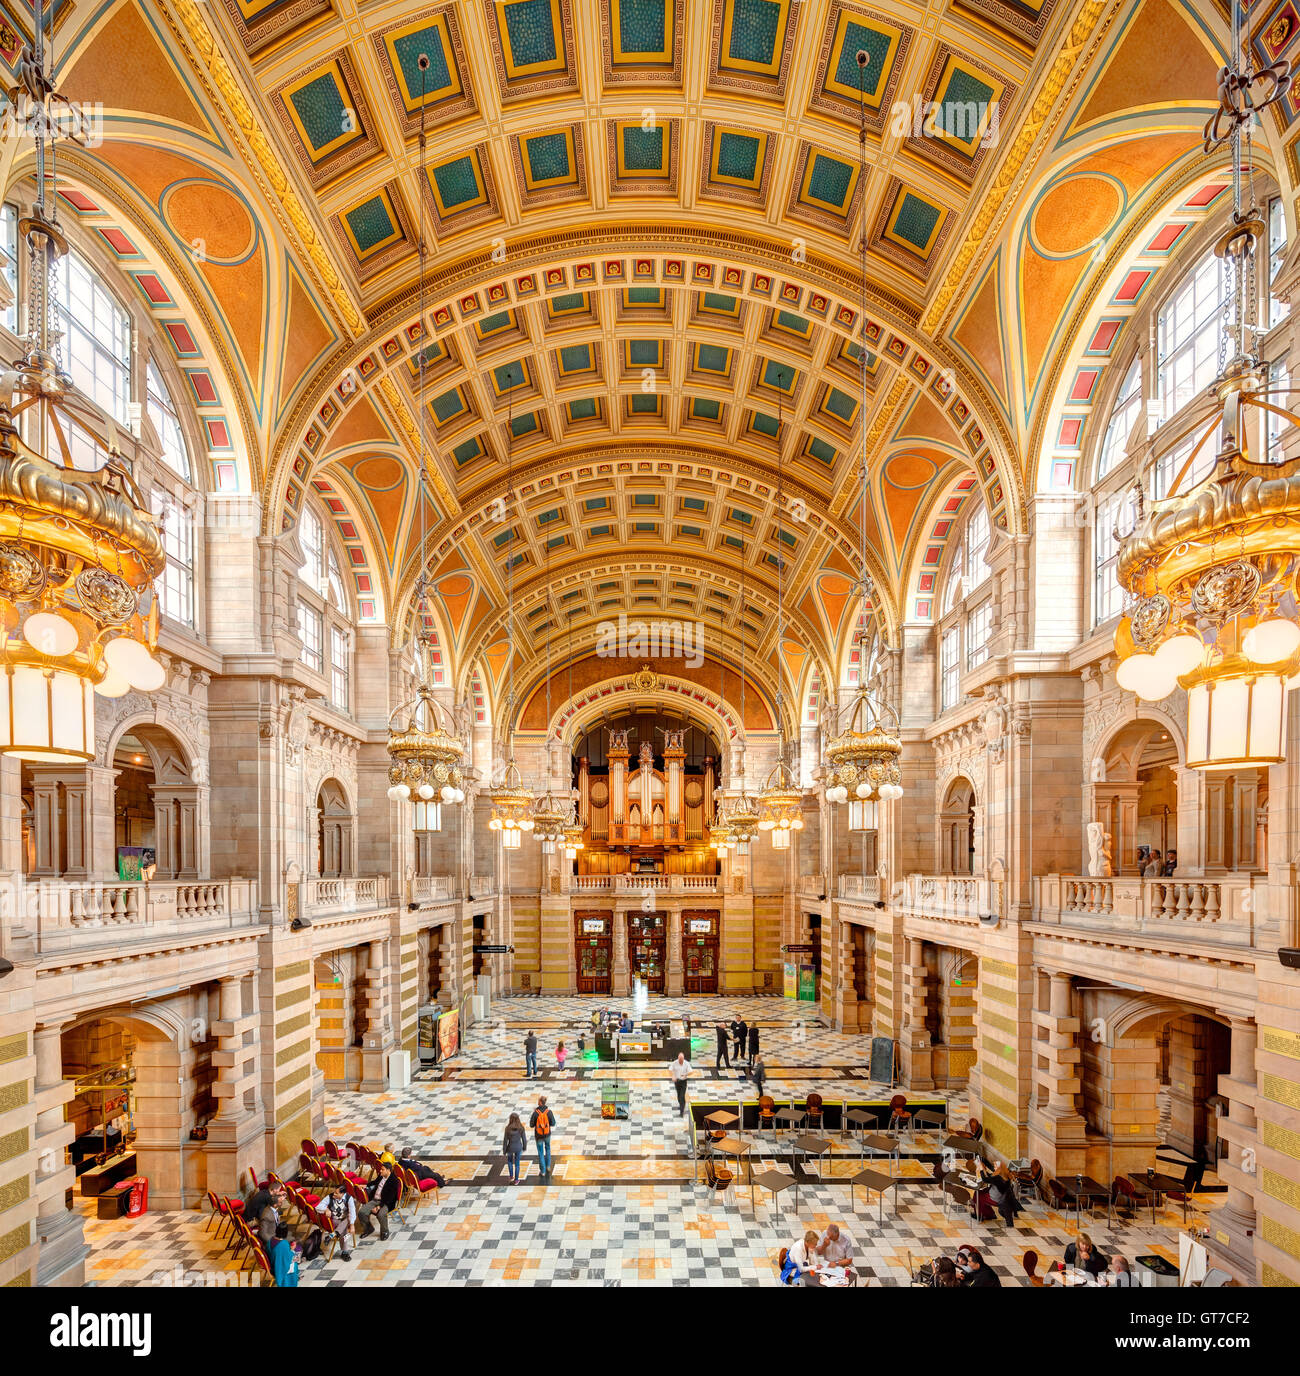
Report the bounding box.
[126,1176,149,1217]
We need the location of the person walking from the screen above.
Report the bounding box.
[556,1038,568,1071]
[714,1020,731,1070]
[530,1096,556,1177]
[747,1021,759,1069]
[668,1051,692,1116]
[524,1030,538,1079]
[752,1055,766,1099]
[503,1112,527,1184]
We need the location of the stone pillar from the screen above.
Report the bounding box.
[27,770,63,876]
[612,907,630,998]
[901,936,933,1088]
[1233,776,1259,870]
[33,1022,88,1286]
[1210,1017,1259,1279]
[358,939,393,1091]
[666,906,684,995]
[1166,1015,1208,1158]
[1203,777,1229,871]
[1030,969,1088,1172]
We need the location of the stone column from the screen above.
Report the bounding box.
[901,936,933,1087]
[27,770,63,876]
[612,907,630,998]
[358,939,393,1090]
[1032,970,1089,1171]
[33,1022,88,1286]
[666,906,684,996]
[1211,1017,1259,1278]
[1232,776,1259,870]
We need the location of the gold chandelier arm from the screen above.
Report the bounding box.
[1156,410,1224,501]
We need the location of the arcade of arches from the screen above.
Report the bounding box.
[2,0,1300,1295]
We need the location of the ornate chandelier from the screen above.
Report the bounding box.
[723,783,760,849]
[562,811,585,860]
[757,761,804,849]
[1113,6,1300,769]
[0,5,166,761]
[824,51,904,812]
[385,681,465,829]
[488,760,534,849]
[530,790,570,854]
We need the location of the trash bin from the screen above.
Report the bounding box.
[126,1176,149,1217]
[1134,1254,1178,1287]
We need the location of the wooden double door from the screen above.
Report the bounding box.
[628,912,666,992]
[682,909,719,994]
[575,911,612,994]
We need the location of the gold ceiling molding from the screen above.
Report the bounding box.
[162,0,366,340]
[373,372,461,517]
[831,372,911,520]
[920,0,1113,339]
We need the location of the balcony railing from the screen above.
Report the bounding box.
[569,874,720,896]
[19,878,259,954]
[469,875,495,898]
[303,875,389,915]
[410,875,454,902]
[886,873,1004,922]
[837,874,881,901]
[799,874,827,898]
[573,875,611,891]
[1035,874,1257,942]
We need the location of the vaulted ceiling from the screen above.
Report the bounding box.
[23,0,1291,714]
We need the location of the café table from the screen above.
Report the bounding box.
[805,1264,857,1288]
[862,1132,899,1175]
[1045,1265,1101,1287]
[795,1133,832,1183]
[714,1136,755,1207]
[774,1106,804,1154]
[844,1107,876,1147]
[705,1109,740,1134]
[752,1168,796,1214]
[1144,1172,1193,1225]
[851,1168,898,1223]
[1122,1175,1159,1225]
[1060,1175,1110,1229]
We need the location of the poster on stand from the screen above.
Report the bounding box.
[783,962,797,998]
[437,1009,460,1062]
[798,964,817,1001]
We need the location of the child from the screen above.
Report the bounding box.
[556,1039,567,1070]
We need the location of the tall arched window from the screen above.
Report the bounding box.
[57,248,131,424]
[147,361,192,483]
[295,501,353,715]
[936,498,993,712]
[1097,357,1142,479]
[1157,248,1223,420]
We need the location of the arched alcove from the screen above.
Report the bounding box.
[315,778,355,877]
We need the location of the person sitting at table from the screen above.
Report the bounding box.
[1109,1255,1135,1287]
[781,1229,821,1285]
[1063,1232,1108,1277]
[619,1011,633,1033]
[931,1256,962,1288]
[816,1223,855,1270]
[981,1160,1023,1227]
[961,1247,1001,1287]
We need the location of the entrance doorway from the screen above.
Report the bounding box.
[575,911,612,994]
[628,912,666,992]
[682,910,719,993]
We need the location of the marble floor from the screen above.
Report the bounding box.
[81,996,1222,1287]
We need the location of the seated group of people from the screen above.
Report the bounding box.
[248,1144,442,1271]
[1059,1233,1136,1285]
[923,1244,1002,1287]
[780,1225,855,1284]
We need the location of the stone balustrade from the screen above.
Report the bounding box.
[572,875,611,890]
[569,874,719,895]
[470,875,495,897]
[799,873,827,897]
[19,877,258,954]
[302,874,389,915]
[1035,874,1257,943]
[890,873,1003,923]
[410,875,454,902]
[837,873,881,901]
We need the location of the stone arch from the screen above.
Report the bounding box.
[1090,714,1183,876]
[312,777,355,877]
[939,774,979,875]
[106,722,206,879]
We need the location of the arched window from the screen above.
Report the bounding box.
[1097,356,1142,479]
[295,500,353,714]
[57,248,131,424]
[936,498,993,712]
[146,361,192,482]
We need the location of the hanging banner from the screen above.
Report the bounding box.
[783,961,798,998]
[798,964,817,1001]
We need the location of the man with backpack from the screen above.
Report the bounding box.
[530,1096,556,1177]
[524,1029,538,1079]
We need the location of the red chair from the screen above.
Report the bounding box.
[300,1138,319,1157]
[204,1190,243,1239]
[322,1140,343,1161]
[402,1165,438,1213]
[1023,1250,1044,1287]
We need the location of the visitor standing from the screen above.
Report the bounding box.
[503,1112,527,1184]
[715,1020,731,1069]
[668,1051,692,1116]
[530,1096,556,1177]
[524,1029,537,1079]
[747,1021,760,1069]
[556,1038,567,1071]
[734,1016,748,1066]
